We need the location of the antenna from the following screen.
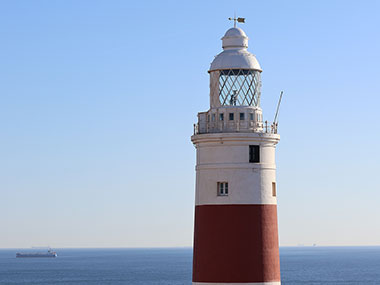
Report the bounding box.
[273,91,284,124]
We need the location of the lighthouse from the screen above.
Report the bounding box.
[191,20,281,285]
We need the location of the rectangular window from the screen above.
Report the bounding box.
[250,113,254,120]
[219,113,224,121]
[211,114,216,122]
[272,182,277,197]
[217,182,228,196]
[229,113,234,121]
[249,145,260,163]
[240,113,245,120]
[207,115,210,122]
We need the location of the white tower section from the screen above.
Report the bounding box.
[191,27,281,284]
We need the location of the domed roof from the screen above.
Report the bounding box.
[210,49,261,72]
[222,27,248,49]
[224,27,247,38]
[209,27,262,72]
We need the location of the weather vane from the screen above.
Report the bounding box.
[228,15,245,28]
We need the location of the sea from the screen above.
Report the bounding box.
[1,247,380,284]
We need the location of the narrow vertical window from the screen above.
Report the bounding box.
[229,113,234,121]
[211,114,216,122]
[217,182,228,196]
[250,113,254,120]
[249,145,260,163]
[207,115,210,122]
[272,182,277,197]
[240,113,245,120]
[219,113,224,121]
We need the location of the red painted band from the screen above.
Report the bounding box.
[192,204,280,283]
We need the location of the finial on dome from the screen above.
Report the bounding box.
[228,15,245,28]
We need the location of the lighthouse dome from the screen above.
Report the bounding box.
[223,27,248,48]
[224,27,246,37]
[209,27,262,72]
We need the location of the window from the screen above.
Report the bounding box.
[240,113,245,120]
[207,115,210,122]
[217,182,228,196]
[249,145,260,163]
[272,182,276,197]
[218,69,261,107]
[219,113,224,121]
[229,113,234,121]
[211,114,216,122]
[250,113,254,120]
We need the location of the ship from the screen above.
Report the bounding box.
[16,249,57,258]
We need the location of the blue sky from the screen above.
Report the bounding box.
[1,0,380,248]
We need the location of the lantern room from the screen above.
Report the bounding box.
[208,27,262,108]
[195,26,267,135]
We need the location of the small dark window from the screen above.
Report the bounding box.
[219,113,224,121]
[217,182,228,196]
[250,113,254,120]
[240,113,245,120]
[211,114,216,122]
[272,182,277,197]
[229,113,234,120]
[207,115,210,122]
[249,145,260,163]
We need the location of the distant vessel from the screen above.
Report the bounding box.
[16,249,57,258]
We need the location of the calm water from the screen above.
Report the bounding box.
[1,247,380,284]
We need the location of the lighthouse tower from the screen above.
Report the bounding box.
[191,23,281,285]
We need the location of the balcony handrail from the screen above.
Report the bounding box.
[194,120,278,135]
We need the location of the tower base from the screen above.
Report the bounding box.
[193,205,280,284]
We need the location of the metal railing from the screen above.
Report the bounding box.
[194,120,278,135]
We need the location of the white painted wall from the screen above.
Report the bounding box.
[192,133,280,206]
